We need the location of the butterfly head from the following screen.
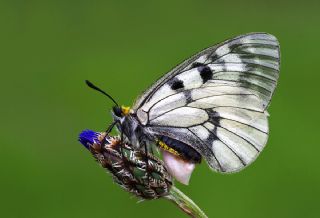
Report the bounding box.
[112,105,131,117]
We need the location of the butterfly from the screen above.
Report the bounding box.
[86,32,280,184]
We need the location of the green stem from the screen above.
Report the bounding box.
[165,186,208,218]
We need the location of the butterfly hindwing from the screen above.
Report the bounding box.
[133,33,279,173]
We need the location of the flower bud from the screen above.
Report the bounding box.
[79,130,172,199]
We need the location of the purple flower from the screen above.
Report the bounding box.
[79,129,99,149]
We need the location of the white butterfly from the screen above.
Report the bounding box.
[87,32,280,184]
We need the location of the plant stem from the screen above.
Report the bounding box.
[165,186,208,218]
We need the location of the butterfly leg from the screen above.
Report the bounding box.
[100,121,118,147]
[101,120,124,157]
[119,128,125,158]
[106,121,117,135]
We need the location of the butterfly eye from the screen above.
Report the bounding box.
[113,106,122,117]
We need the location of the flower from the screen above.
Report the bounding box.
[78,130,173,199]
[79,129,100,149]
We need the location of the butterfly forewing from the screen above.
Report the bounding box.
[133,33,279,173]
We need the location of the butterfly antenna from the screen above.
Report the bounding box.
[85,80,119,106]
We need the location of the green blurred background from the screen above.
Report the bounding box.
[1,0,319,217]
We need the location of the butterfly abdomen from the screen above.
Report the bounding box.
[157,135,201,163]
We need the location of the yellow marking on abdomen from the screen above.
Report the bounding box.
[157,140,180,156]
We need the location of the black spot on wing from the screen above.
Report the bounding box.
[198,65,213,83]
[207,110,221,136]
[191,62,205,68]
[207,129,218,143]
[184,90,193,104]
[207,110,221,124]
[169,78,184,90]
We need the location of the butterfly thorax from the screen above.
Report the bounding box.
[112,106,152,148]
